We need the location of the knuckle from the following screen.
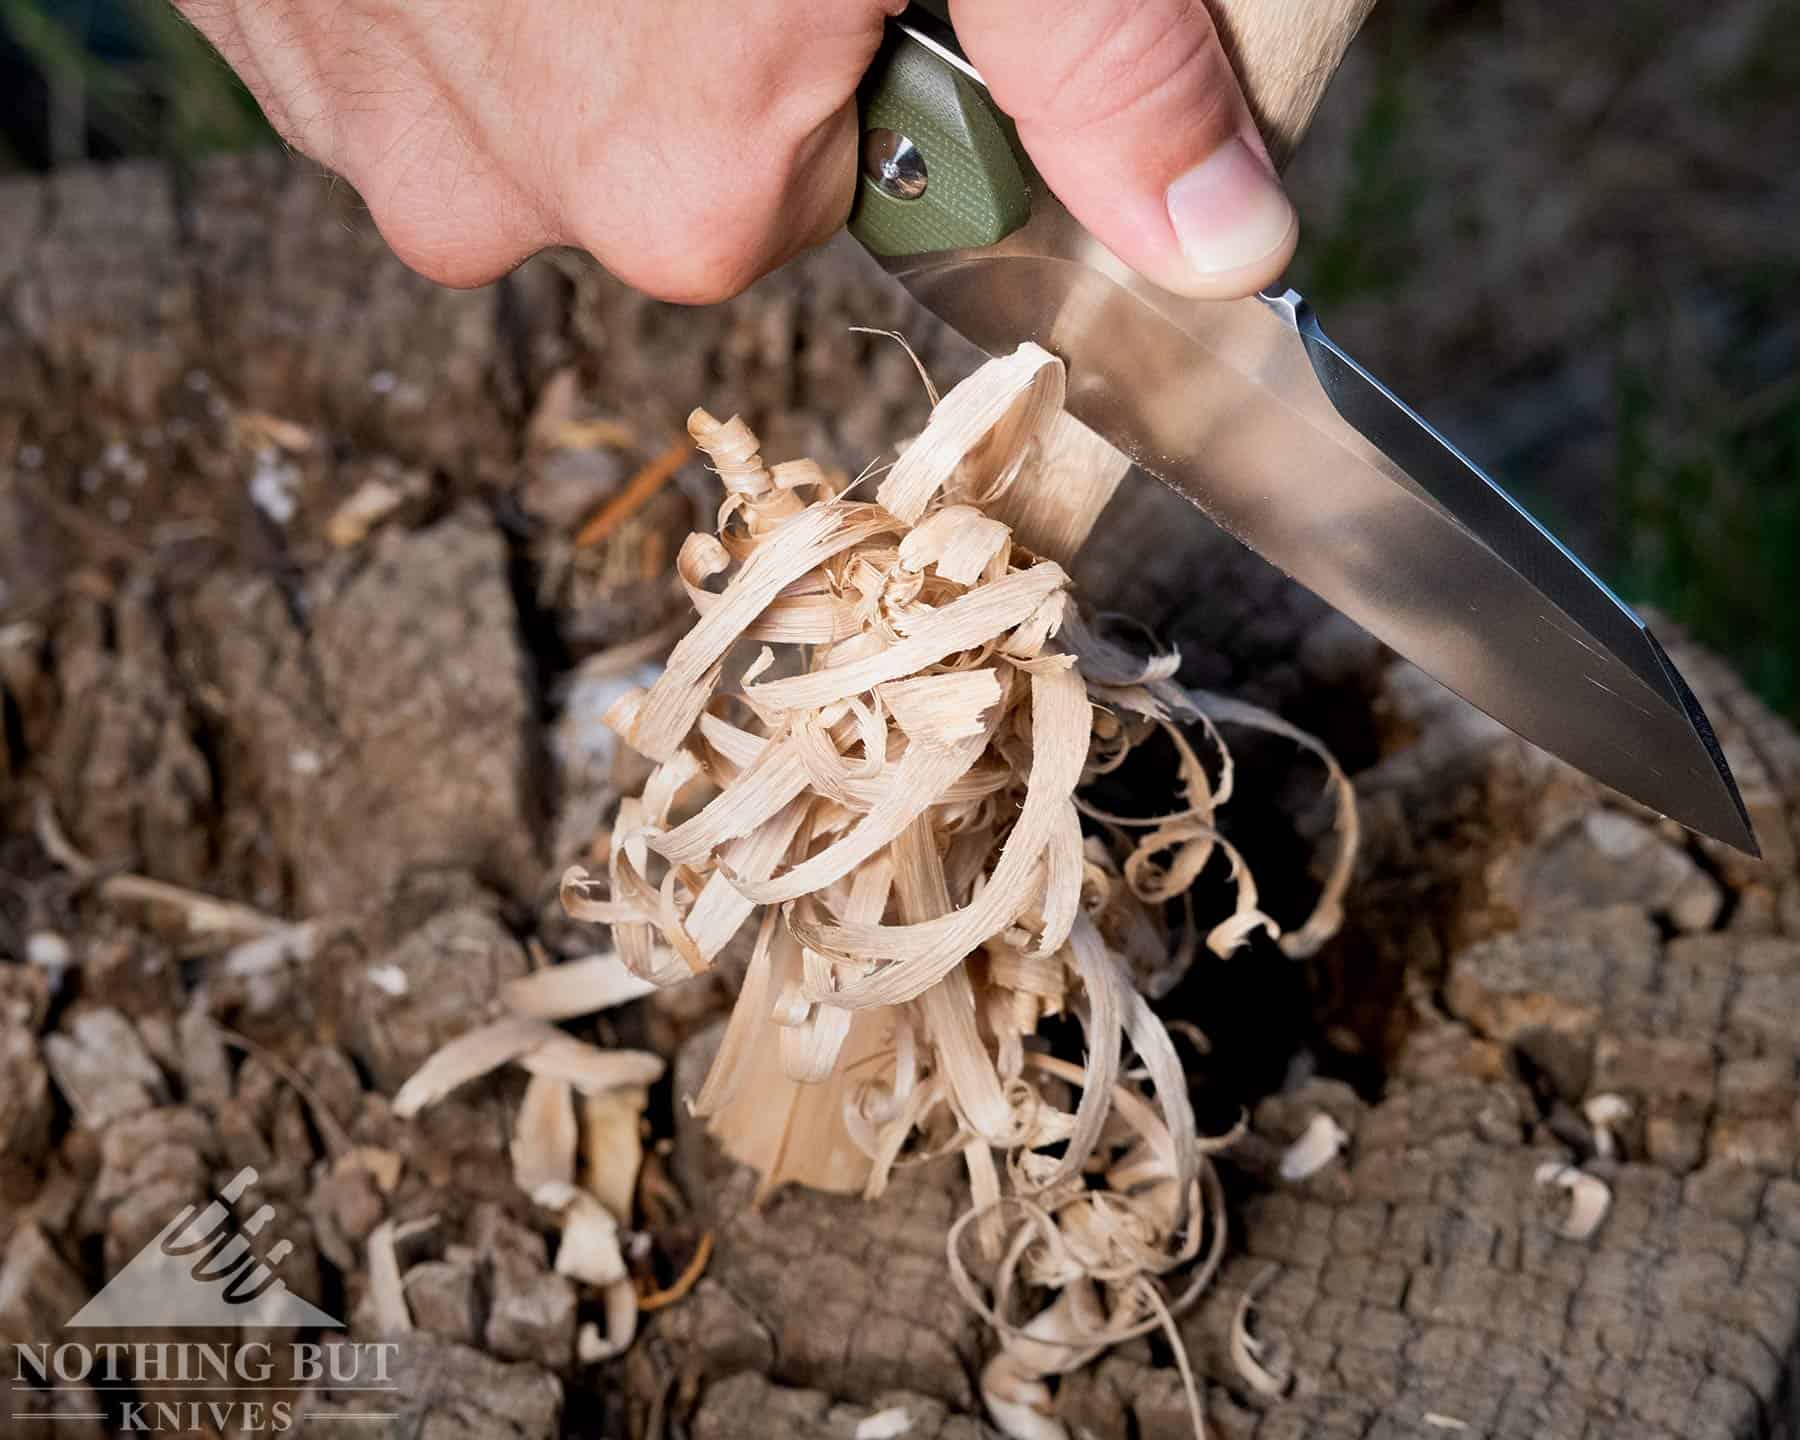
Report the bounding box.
[365,195,532,289]
[341,133,545,288]
[563,178,780,305]
[612,227,767,306]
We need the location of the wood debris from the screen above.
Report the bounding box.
[326,478,408,547]
[581,1085,648,1224]
[503,953,659,1019]
[855,1407,916,1439]
[1229,1266,1293,1398]
[337,1145,404,1195]
[512,1074,580,1193]
[365,1220,413,1335]
[534,1181,628,1288]
[37,797,290,948]
[391,1015,663,1119]
[1535,1161,1611,1240]
[540,341,1356,1437]
[1278,1113,1350,1182]
[1583,1093,1631,1161]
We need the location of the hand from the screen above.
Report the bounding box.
[173,0,1297,302]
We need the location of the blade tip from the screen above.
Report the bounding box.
[1639,626,1763,860]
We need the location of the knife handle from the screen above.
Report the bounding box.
[849,0,1374,258]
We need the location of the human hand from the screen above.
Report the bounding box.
[173,0,1302,301]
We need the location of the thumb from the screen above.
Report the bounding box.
[952,0,1296,299]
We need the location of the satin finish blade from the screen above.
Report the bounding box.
[874,195,1757,854]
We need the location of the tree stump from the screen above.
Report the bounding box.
[2,153,1798,1440]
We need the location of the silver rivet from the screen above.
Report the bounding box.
[862,130,927,200]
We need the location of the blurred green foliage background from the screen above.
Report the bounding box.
[0,0,266,168]
[4,0,1794,718]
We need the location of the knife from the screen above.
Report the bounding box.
[842,6,1759,857]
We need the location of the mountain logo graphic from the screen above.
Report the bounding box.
[68,1167,342,1329]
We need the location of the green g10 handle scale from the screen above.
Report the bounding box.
[846,16,1031,258]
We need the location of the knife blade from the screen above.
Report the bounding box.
[846,14,1758,856]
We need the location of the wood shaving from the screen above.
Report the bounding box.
[391,1015,663,1118]
[365,1220,412,1335]
[1230,1266,1292,1398]
[534,1180,628,1288]
[1278,1113,1350,1182]
[553,418,638,451]
[224,923,318,976]
[38,794,288,946]
[326,479,406,548]
[1535,1161,1611,1240]
[855,1407,915,1440]
[582,1085,648,1224]
[336,1145,403,1195]
[100,878,289,943]
[576,1279,640,1363]
[503,953,661,1020]
[518,1033,665,1094]
[554,342,1356,1438]
[1583,1093,1631,1161]
[233,410,315,453]
[512,1073,579,1193]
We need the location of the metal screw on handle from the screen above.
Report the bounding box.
[863,129,928,200]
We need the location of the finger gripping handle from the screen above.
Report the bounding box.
[849,1,1376,258]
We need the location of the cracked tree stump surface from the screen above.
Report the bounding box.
[2,153,1799,1439]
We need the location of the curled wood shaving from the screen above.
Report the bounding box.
[1535,1161,1612,1240]
[1278,1113,1350,1182]
[1230,1266,1292,1397]
[555,343,1357,1439]
[576,1279,639,1363]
